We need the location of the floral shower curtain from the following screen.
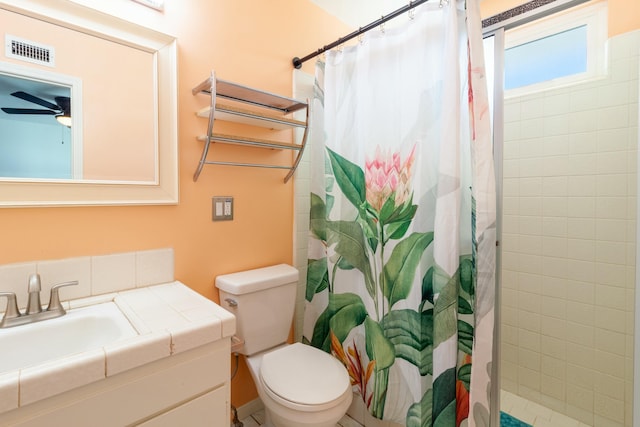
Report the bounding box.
[303,0,496,426]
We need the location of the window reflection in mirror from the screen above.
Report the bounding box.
[0,70,78,179]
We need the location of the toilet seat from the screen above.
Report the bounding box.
[260,343,351,411]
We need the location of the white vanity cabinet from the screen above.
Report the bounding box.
[0,340,229,426]
[0,282,236,427]
[139,385,228,426]
[137,341,231,427]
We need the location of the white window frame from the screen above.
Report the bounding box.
[504,1,607,98]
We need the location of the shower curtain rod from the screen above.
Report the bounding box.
[292,0,430,69]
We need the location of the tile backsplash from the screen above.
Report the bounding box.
[0,248,174,311]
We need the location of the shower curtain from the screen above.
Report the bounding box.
[303,0,496,425]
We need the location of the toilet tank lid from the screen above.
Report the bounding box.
[215,264,299,295]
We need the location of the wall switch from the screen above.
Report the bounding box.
[212,196,233,221]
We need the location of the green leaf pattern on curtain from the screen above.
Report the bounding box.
[306,147,485,424]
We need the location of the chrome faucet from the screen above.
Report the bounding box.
[26,273,42,315]
[0,274,78,328]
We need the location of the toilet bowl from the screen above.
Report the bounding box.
[215,265,353,427]
[245,343,353,427]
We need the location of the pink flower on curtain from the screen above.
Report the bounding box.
[364,145,417,212]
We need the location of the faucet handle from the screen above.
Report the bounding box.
[46,281,78,313]
[0,292,21,320]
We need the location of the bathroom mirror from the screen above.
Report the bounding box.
[0,0,178,206]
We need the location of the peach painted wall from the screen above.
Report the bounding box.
[480,0,640,35]
[0,0,349,409]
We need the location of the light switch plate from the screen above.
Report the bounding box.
[212,197,233,221]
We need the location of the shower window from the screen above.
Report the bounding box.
[504,1,607,96]
[505,25,587,89]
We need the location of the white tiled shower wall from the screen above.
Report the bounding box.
[293,69,314,343]
[500,30,639,427]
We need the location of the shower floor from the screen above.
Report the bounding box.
[501,390,590,427]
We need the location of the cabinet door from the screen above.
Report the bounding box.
[137,386,228,427]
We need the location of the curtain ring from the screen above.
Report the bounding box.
[408,7,416,20]
[379,18,386,33]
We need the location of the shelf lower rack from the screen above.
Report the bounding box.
[196,103,307,130]
[196,133,303,151]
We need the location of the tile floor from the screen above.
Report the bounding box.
[238,409,362,427]
[237,391,589,427]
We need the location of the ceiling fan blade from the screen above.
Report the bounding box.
[1,107,57,115]
[55,96,71,116]
[10,91,61,110]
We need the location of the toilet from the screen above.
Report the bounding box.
[216,264,352,427]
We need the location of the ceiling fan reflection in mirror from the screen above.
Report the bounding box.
[1,91,71,127]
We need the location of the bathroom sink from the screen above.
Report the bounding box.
[0,302,138,374]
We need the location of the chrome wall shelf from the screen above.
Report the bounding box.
[192,71,309,183]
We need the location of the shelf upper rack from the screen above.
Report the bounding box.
[192,77,307,114]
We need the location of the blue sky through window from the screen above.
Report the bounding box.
[504,25,588,90]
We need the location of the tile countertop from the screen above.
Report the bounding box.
[0,281,236,414]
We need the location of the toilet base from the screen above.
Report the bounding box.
[256,387,351,427]
[262,404,344,427]
[260,410,274,427]
[245,346,352,427]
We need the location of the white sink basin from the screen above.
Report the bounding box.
[0,302,138,374]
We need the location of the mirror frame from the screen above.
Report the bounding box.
[0,0,178,207]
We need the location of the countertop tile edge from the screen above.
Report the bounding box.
[168,318,223,355]
[0,371,19,413]
[104,331,171,377]
[19,348,105,407]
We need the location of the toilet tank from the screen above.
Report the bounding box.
[215,264,299,356]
